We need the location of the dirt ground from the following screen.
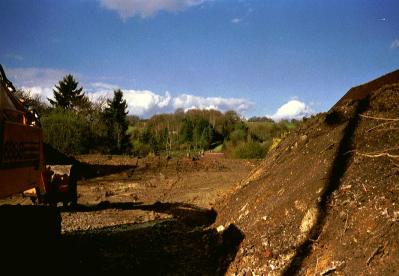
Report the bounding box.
[0,155,258,275]
[215,74,399,275]
[60,155,257,232]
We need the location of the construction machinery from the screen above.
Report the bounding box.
[0,64,76,206]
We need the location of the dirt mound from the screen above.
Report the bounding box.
[216,71,399,275]
[333,69,399,108]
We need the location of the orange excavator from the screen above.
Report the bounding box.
[0,64,76,206]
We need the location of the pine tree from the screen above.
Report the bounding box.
[103,89,130,154]
[48,74,85,110]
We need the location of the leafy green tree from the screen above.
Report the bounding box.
[131,140,151,157]
[138,127,161,154]
[180,118,193,143]
[233,141,266,159]
[229,127,247,145]
[41,108,91,155]
[205,124,216,147]
[193,118,215,150]
[103,89,130,154]
[48,74,86,110]
[218,110,241,139]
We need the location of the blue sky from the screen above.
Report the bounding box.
[1,0,398,119]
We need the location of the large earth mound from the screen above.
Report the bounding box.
[216,70,399,275]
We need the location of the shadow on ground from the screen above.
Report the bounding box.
[61,201,243,275]
[0,205,61,275]
[75,162,138,180]
[65,201,217,227]
[45,143,138,180]
[282,97,370,275]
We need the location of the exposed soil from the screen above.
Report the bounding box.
[0,155,258,275]
[215,72,399,275]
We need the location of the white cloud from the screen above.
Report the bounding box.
[99,0,209,19]
[270,99,313,121]
[7,67,253,118]
[20,86,54,100]
[89,88,253,118]
[89,89,173,117]
[173,94,252,113]
[231,18,241,24]
[7,67,74,88]
[391,39,399,49]
[90,82,120,91]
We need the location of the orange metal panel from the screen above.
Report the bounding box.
[0,167,41,197]
[0,122,45,198]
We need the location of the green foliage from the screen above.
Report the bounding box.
[41,109,91,155]
[41,107,109,155]
[247,116,274,123]
[127,115,140,125]
[127,109,300,158]
[27,74,301,158]
[192,118,215,150]
[212,144,223,152]
[248,119,300,143]
[229,125,248,145]
[180,118,193,143]
[103,90,130,154]
[217,110,241,138]
[48,74,87,110]
[232,141,266,159]
[248,121,275,142]
[131,140,151,157]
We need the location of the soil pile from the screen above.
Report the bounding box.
[216,70,399,275]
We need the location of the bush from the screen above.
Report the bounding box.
[41,109,91,155]
[232,141,266,159]
[41,108,108,155]
[229,128,247,145]
[131,141,151,157]
[212,144,223,152]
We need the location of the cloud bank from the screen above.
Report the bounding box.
[89,88,253,118]
[7,67,253,118]
[8,67,314,121]
[270,99,313,121]
[99,0,209,19]
[6,67,75,100]
[7,67,72,88]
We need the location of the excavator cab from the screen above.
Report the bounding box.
[0,65,47,199]
[0,64,76,206]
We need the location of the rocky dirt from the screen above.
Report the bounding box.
[0,155,258,275]
[215,71,399,275]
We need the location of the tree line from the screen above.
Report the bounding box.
[18,74,300,158]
